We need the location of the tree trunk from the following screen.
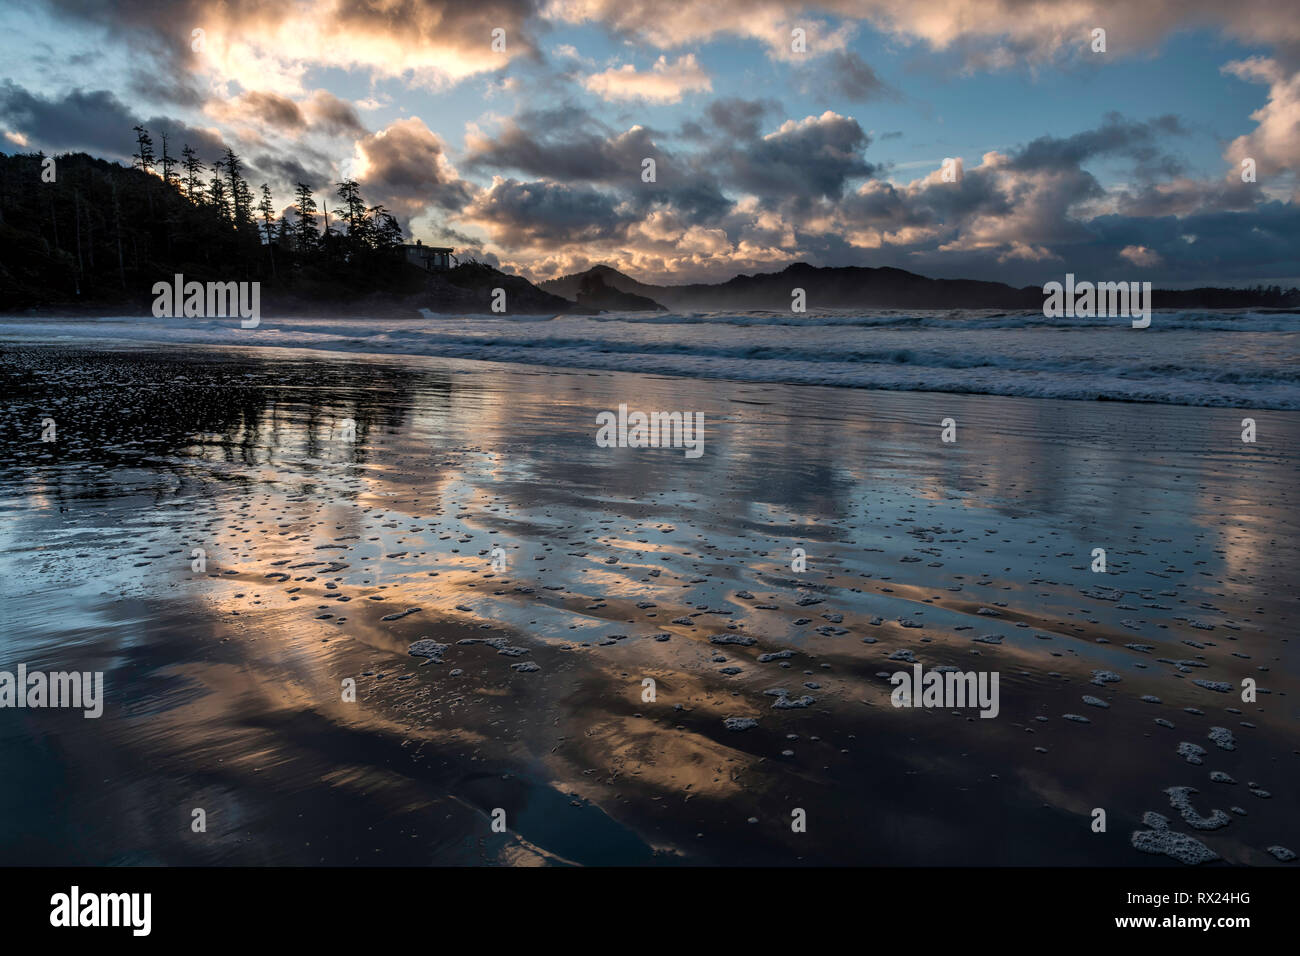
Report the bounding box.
[75,190,84,277]
[111,178,126,290]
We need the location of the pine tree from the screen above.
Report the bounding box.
[257,183,278,279]
[132,126,156,174]
[257,183,276,242]
[223,147,254,229]
[293,181,318,252]
[335,179,371,252]
[208,159,229,221]
[159,131,178,189]
[368,205,402,251]
[233,176,255,231]
[180,145,205,202]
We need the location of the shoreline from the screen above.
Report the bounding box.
[2,327,1298,412]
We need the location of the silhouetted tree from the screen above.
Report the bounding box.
[369,204,402,251]
[131,126,155,174]
[335,179,370,254]
[258,182,278,279]
[208,159,229,221]
[0,128,460,307]
[159,131,178,189]
[293,181,318,252]
[223,147,254,230]
[180,145,205,202]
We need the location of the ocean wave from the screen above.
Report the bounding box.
[3,312,1299,409]
[588,308,1300,332]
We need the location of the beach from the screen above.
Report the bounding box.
[0,339,1296,866]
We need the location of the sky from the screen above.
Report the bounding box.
[1,0,1297,287]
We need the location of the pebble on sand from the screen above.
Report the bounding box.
[1131,812,1219,865]
[1208,726,1236,751]
[407,639,448,663]
[382,607,421,622]
[710,635,757,646]
[1165,786,1230,831]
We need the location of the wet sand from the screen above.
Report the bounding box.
[0,342,1296,865]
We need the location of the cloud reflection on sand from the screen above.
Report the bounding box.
[0,344,1296,865]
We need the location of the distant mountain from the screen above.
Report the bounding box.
[543,262,1042,311]
[542,264,669,303]
[541,262,1299,312]
[409,261,592,315]
[573,270,665,311]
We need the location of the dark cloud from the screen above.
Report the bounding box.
[0,80,225,160]
[45,0,226,73]
[328,0,541,52]
[837,180,935,229]
[717,111,875,203]
[243,91,306,130]
[676,119,707,140]
[251,152,333,192]
[1110,178,1260,218]
[306,91,365,136]
[704,97,774,141]
[127,69,206,109]
[825,51,898,102]
[465,106,668,183]
[356,117,473,215]
[465,177,632,247]
[1010,112,1186,177]
[636,178,732,223]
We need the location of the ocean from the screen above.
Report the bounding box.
[2,307,1298,408]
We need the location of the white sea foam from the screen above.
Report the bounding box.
[3,308,1297,408]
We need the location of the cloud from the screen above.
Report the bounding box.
[1119,244,1162,266]
[1010,112,1185,176]
[465,108,667,182]
[582,53,712,103]
[462,176,632,247]
[44,0,542,92]
[304,90,365,137]
[353,117,474,218]
[547,1,1300,72]
[252,152,334,192]
[718,110,875,203]
[0,80,226,161]
[704,97,776,141]
[1222,57,1300,180]
[238,91,306,130]
[825,51,898,101]
[548,1,854,62]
